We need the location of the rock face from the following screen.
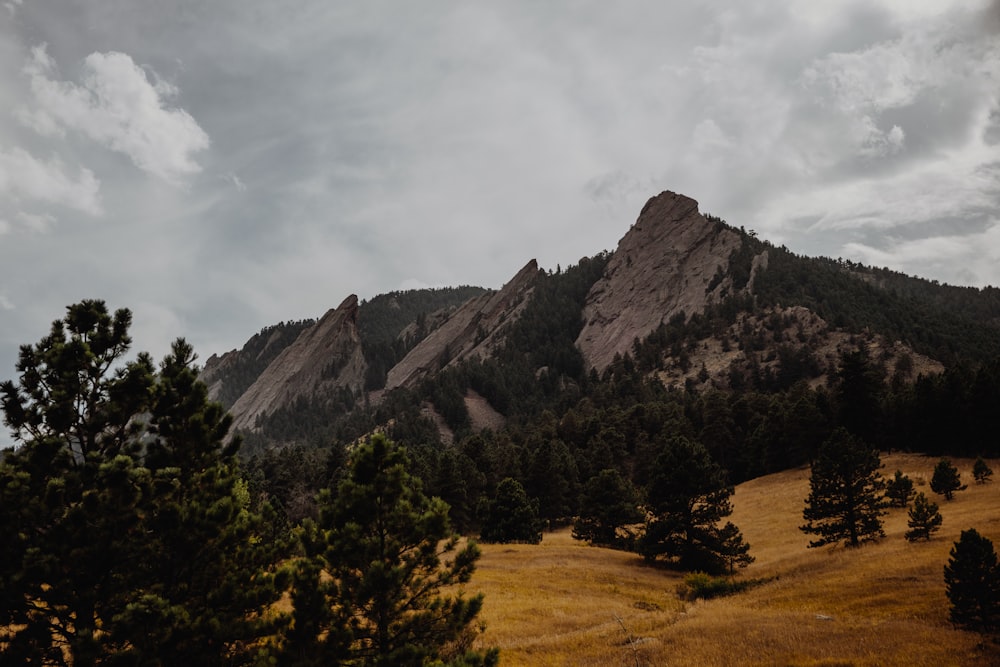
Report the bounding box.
[576,191,745,372]
[228,295,365,432]
[384,260,542,391]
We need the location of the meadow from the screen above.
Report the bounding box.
[472,454,1000,666]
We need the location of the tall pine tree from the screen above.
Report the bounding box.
[287,434,498,666]
[801,428,886,548]
[640,436,751,574]
[0,301,287,665]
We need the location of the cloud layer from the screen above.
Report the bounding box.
[0,0,999,411]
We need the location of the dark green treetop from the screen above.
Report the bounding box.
[479,477,542,545]
[639,436,751,574]
[904,492,943,542]
[944,528,1000,634]
[0,300,287,666]
[973,456,993,484]
[885,469,916,508]
[931,458,966,501]
[801,428,886,548]
[286,434,497,667]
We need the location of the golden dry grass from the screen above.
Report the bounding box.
[471,454,1000,666]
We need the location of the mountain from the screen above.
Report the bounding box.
[206,190,1000,455]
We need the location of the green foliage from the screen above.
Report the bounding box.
[479,478,542,544]
[358,286,486,391]
[287,434,497,666]
[572,468,643,548]
[886,469,916,508]
[801,428,886,548]
[676,571,767,601]
[904,492,942,542]
[640,436,751,574]
[0,300,287,665]
[754,247,1000,365]
[931,458,966,501]
[944,529,1000,634]
[973,456,994,484]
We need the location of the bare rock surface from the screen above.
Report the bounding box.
[384,260,542,391]
[228,295,365,432]
[576,191,744,372]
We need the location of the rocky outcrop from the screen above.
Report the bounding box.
[384,260,542,391]
[576,191,746,372]
[228,295,365,432]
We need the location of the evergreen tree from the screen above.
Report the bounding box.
[572,468,643,548]
[904,492,942,542]
[0,301,286,665]
[287,434,497,666]
[480,477,542,544]
[885,469,916,508]
[931,458,966,501]
[718,521,755,575]
[973,456,994,484]
[640,436,751,574]
[801,428,886,548]
[944,529,1000,633]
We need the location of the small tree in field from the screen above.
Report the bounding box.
[931,458,965,501]
[944,529,1000,634]
[885,469,916,508]
[973,457,994,484]
[801,428,886,548]
[904,492,942,542]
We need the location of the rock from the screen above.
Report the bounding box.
[576,191,744,372]
[228,295,365,432]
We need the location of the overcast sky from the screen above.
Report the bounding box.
[2,0,1000,386]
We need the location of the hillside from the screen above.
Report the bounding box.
[471,454,1000,666]
[209,190,1000,455]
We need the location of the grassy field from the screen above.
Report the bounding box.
[471,454,1000,666]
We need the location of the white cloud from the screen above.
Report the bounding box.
[0,146,102,215]
[19,45,210,183]
[0,294,13,311]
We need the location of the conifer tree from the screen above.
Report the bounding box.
[801,428,886,548]
[885,469,916,508]
[931,458,966,501]
[640,436,751,573]
[287,434,497,666]
[480,477,542,544]
[572,468,643,547]
[944,529,1000,633]
[973,456,994,484]
[904,492,942,542]
[0,301,287,665]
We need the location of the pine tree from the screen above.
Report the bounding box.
[801,428,886,548]
[885,469,916,508]
[572,468,643,547]
[640,436,751,574]
[931,458,966,500]
[904,492,942,541]
[973,456,994,484]
[287,434,497,666]
[0,301,287,665]
[480,477,542,544]
[944,529,1000,633]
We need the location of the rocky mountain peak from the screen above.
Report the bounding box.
[576,190,748,371]
[227,294,365,432]
[383,259,542,391]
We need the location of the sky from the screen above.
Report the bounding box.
[2,0,1000,387]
